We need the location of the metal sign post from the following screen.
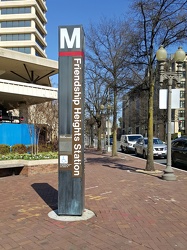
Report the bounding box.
[58,25,85,215]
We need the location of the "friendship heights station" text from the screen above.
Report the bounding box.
[72,57,83,177]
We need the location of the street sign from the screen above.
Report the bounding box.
[159,89,180,109]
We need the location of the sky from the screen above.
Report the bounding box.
[45,0,187,85]
[45,0,132,62]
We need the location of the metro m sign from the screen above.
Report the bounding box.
[58,25,85,215]
[60,27,81,49]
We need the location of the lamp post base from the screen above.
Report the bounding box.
[162,166,176,181]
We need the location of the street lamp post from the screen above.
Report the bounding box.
[156,46,186,181]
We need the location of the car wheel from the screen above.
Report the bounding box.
[121,146,124,153]
[172,155,177,167]
[143,150,147,159]
[125,147,129,153]
[135,149,138,156]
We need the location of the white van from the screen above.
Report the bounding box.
[120,134,143,153]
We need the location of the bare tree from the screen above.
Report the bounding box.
[127,0,187,170]
[86,18,139,156]
[28,101,58,154]
[84,115,96,148]
[85,65,108,151]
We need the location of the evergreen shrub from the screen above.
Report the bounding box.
[11,144,27,154]
[0,144,10,154]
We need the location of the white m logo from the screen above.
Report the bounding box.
[60,28,81,49]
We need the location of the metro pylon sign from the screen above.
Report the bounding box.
[58,25,85,216]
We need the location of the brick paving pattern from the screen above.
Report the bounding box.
[0,149,187,249]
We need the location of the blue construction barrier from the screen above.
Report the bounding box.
[0,123,35,146]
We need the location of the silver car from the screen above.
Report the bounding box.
[134,137,167,159]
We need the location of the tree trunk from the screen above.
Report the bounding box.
[90,124,94,147]
[145,79,155,171]
[112,88,118,157]
[97,125,102,151]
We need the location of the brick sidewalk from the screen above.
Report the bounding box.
[0,150,187,249]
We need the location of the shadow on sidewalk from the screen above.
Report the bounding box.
[86,157,163,178]
[31,183,58,210]
[86,157,140,171]
[103,163,139,172]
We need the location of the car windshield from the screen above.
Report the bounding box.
[144,138,163,144]
[128,136,142,141]
[153,139,163,144]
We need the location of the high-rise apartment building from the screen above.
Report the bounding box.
[0,0,58,146]
[0,0,47,58]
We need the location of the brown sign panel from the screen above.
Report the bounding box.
[72,57,83,177]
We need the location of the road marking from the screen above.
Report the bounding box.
[100,191,112,195]
[85,186,98,190]
[17,213,40,222]
[16,205,48,222]
[85,194,107,201]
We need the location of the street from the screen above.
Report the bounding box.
[117,147,187,172]
[116,140,187,170]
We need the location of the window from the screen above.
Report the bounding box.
[12,34,18,41]
[180,90,185,98]
[153,138,163,144]
[36,24,45,38]
[180,100,185,108]
[172,141,184,148]
[180,120,185,129]
[1,7,31,15]
[180,81,186,88]
[7,47,31,54]
[36,38,45,50]
[1,34,31,41]
[13,21,18,27]
[36,11,45,25]
[0,20,31,28]
[178,110,185,118]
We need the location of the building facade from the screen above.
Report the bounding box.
[122,55,187,141]
[174,60,187,134]
[0,0,47,57]
[122,85,165,140]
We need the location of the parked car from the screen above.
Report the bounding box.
[120,134,143,153]
[171,137,187,167]
[134,137,167,159]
